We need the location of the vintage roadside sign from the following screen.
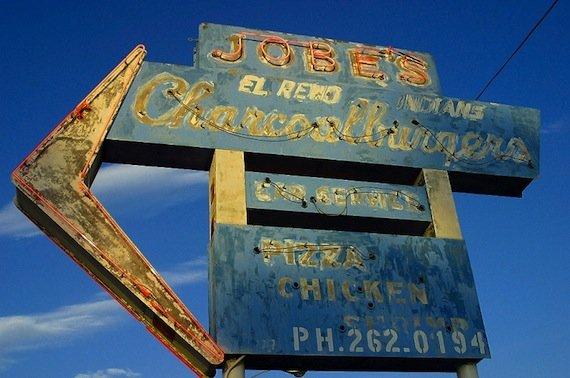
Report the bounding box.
[11,22,540,377]
[210,224,489,372]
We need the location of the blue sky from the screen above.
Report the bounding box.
[0,1,568,377]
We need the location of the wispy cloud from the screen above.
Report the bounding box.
[0,202,41,239]
[91,164,207,201]
[0,258,207,371]
[161,256,208,286]
[0,165,207,239]
[0,299,121,364]
[74,368,141,378]
[0,356,16,373]
[542,119,565,134]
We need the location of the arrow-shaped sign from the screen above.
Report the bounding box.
[11,45,224,377]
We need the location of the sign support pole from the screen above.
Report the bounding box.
[209,149,247,378]
[457,364,479,378]
[223,357,246,378]
[422,169,479,378]
[209,149,248,232]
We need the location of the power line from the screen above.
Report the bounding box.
[475,0,559,100]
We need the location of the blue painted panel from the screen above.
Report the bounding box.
[197,23,442,95]
[107,62,539,182]
[246,172,431,222]
[209,224,490,365]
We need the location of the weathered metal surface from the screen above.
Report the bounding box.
[246,171,431,222]
[10,22,535,376]
[106,61,539,196]
[210,224,489,371]
[11,46,223,377]
[197,23,442,95]
[209,149,247,235]
[422,169,463,239]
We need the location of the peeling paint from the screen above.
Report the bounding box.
[11,45,223,377]
[210,223,489,371]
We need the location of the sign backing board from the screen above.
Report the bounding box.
[197,23,442,95]
[209,224,489,372]
[106,61,539,197]
[246,172,430,220]
[245,172,432,235]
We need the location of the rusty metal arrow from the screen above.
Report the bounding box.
[11,45,224,377]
